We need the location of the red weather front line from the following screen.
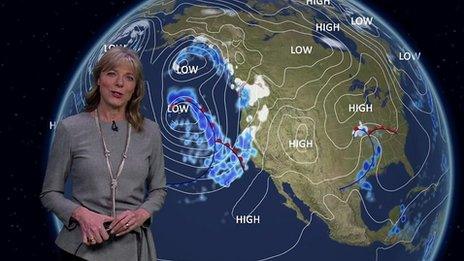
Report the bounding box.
[215,138,246,171]
[353,124,399,136]
[170,99,246,171]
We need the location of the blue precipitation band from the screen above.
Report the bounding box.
[339,129,382,192]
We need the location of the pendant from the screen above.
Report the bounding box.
[111,178,118,189]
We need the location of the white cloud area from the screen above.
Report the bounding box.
[200,8,235,16]
[226,58,234,75]
[193,35,209,43]
[246,115,253,123]
[320,36,346,50]
[352,121,369,138]
[258,105,269,122]
[222,8,236,16]
[244,125,259,140]
[235,75,270,107]
[200,8,223,16]
[386,53,395,64]
[242,103,268,145]
[121,20,150,38]
[172,61,179,72]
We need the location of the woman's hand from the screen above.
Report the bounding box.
[71,206,114,246]
[108,209,151,237]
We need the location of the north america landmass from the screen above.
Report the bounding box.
[149,0,422,248]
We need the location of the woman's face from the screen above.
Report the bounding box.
[97,60,137,110]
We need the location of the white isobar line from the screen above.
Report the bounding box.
[160,0,393,127]
[155,2,322,255]
[244,166,449,261]
[276,113,319,165]
[230,167,272,219]
[374,193,449,261]
[233,108,447,259]
[326,0,401,90]
[148,1,442,258]
[323,166,449,227]
[332,76,379,124]
[327,1,382,38]
[385,75,433,192]
[395,68,433,115]
[144,21,234,193]
[232,127,444,259]
[252,112,369,186]
[172,0,351,123]
[260,45,349,170]
[154,0,430,193]
[168,184,226,195]
[255,212,314,261]
[192,0,340,86]
[370,94,431,193]
[168,8,265,84]
[158,18,248,135]
[233,119,314,218]
[322,52,400,150]
[154,35,260,195]
[321,45,434,192]
[316,0,410,152]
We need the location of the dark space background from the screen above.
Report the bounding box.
[2,0,463,259]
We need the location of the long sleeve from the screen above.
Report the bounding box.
[139,123,167,222]
[40,120,81,229]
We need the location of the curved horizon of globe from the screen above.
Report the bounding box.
[50,0,453,260]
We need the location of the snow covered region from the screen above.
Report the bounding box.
[257,105,269,122]
[230,75,270,168]
[233,75,271,107]
[352,121,369,137]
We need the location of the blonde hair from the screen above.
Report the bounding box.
[83,46,145,132]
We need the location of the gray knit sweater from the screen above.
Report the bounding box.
[40,111,166,260]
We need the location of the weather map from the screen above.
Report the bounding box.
[52,0,453,260]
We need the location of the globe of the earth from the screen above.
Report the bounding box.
[50,0,453,260]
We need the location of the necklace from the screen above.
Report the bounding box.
[93,108,132,218]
